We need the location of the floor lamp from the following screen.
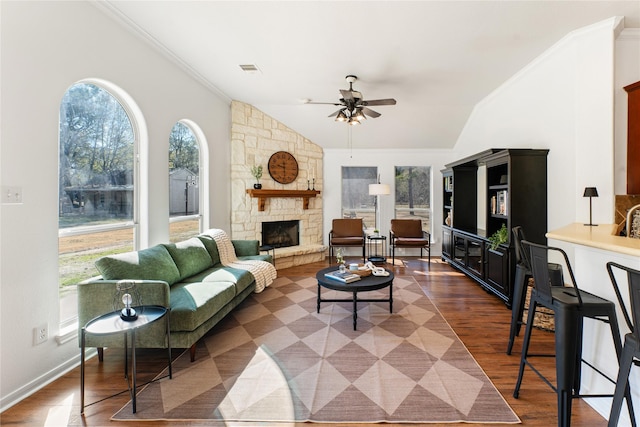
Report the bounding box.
[369,179,390,234]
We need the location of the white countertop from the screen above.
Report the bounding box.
[546,223,640,257]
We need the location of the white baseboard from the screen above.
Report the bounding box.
[0,348,97,412]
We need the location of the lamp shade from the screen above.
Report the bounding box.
[583,187,599,197]
[369,183,390,196]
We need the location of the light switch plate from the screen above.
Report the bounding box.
[2,186,23,204]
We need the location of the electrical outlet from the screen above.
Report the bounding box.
[34,323,48,345]
[1,186,23,204]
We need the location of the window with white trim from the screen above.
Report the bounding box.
[169,121,201,242]
[341,166,377,230]
[58,82,137,326]
[394,166,431,234]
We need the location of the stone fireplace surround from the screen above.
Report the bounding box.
[230,101,326,269]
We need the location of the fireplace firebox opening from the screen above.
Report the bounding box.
[262,220,300,248]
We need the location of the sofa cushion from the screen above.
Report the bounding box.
[182,266,255,295]
[197,235,220,265]
[95,245,180,285]
[232,239,259,256]
[169,281,236,331]
[163,238,213,281]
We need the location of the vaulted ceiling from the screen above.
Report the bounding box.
[98,1,640,150]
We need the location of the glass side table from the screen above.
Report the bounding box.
[367,234,387,264]
[80,305,172,414]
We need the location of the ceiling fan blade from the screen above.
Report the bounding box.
[340,89,355,102]
[362,107,381,118]
[306,101,342,106]
[328,109,343,118]
[362,98,397,106]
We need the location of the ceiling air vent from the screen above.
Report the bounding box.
[239,64,260,74]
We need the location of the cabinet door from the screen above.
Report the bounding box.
[466,238,484,278]
[442,227,452,259]
[486,247,509,297]
[453,234,466,265]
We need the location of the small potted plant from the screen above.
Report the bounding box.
[250,165,263,189]
[488,224,509,251]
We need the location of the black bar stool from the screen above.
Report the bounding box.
[507,226,563,355]
[607,261,640,427]
[513,241,635,427]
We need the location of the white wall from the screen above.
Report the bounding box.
[454,16,640,423]
[0,1,231,409]
[323,148,453,257]
[455,17,629,232]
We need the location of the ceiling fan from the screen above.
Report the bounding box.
[307,75,396,125]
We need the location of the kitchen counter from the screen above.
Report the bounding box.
[546,222,640,257]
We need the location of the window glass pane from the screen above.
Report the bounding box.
[341,166,377,229]
[59,83,134,228]
[169,218,200,243]
[394,166,431,233]
[59,229,133,322]
[169,122,199,218]
[58,82,135,325]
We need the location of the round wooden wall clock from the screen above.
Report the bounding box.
[268,151,299,184]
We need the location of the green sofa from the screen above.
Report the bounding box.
[77,231,273,362]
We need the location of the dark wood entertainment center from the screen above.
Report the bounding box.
[441,148,549,307]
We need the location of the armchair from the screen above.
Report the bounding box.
[389,219,430,265]
[328,218,366,264]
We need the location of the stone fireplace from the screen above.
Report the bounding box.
[262,220,299,248]
[229,101,326,268]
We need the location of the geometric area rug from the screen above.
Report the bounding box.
[113,275,520,424]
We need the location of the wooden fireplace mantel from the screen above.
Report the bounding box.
[246,189,321,211]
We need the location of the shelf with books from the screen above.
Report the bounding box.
[441,149,548,307]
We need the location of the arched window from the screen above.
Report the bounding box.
[169,120,206,242]
[58,82,138,326]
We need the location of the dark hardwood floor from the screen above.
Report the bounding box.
[1,257,609,426]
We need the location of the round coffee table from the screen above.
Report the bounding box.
[316,266,394,330]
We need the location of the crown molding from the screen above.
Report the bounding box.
[90,1,232,103]
[618,28,640,41]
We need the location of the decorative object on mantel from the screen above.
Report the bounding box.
[250,165,263,189]
[583,187,599,226]
[267,151,299,184]
[246,189,320,211]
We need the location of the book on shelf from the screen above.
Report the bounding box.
[444,176,453,192]
[324,270,361,283]
[497,190,508,215]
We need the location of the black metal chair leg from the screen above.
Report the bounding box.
[608,345,635,426]
[514,299,538,398]
[508,263,529,355]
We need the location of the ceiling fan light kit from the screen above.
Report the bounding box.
[308,75,396,125]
